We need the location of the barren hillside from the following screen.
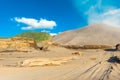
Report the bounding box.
[53,23,120,45]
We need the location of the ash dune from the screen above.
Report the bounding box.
[53,23,120,45]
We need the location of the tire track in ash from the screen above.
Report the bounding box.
[70,52,114,80]
[99,64,113,80]
[49,52,120,80]
[98,52,114,80]
[74,52,120,80]
[49,60,91,80]
[105,61,120,80]
[69,52,109,80]
[50,52,108,80]
[73,59,109,79]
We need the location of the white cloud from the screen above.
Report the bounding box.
[41,30,50,33]
[100,9,120,27]
[41,30,58,36]
[49,33,57,36]
[86,0,120,27]
[14,17,57,30]
[87,8,120,27]
[73,0,120,27]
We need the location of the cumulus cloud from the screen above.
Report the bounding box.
[93,9,120,27]
[14,17,57,30]
[41,30,50,33]
[41,30,57,36]
[73,0,120,27]
[86,0,120,27]
[49,33,58,36]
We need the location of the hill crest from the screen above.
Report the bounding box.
[53,23,120,45]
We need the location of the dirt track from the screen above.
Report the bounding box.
[48,52,120,80]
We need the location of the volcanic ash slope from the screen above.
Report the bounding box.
[53,23,120,45]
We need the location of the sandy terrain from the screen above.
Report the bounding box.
[0,45,120,80]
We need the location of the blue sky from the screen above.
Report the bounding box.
[0,0,120,36]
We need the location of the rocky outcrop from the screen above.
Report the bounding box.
[0,37,38,52]
[63,45,112,49]
[82,45,112,49]
[115,44,120,51]
[38,41,61,51]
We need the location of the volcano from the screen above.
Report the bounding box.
[53,23,120,46]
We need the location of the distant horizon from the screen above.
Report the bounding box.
[0,0,120,37]
[0,22,119,37]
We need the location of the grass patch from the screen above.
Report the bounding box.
[15,32,51,42]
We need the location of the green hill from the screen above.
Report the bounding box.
[15,32,51,42]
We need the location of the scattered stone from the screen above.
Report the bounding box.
[39,45,49,51]
[72,51,82,56]
[108,56,120,63]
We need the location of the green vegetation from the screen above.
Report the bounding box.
[15,32,51,42]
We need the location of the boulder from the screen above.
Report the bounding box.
[72,51,82,56]
[39,45,49,51]
[116,44,120,51]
